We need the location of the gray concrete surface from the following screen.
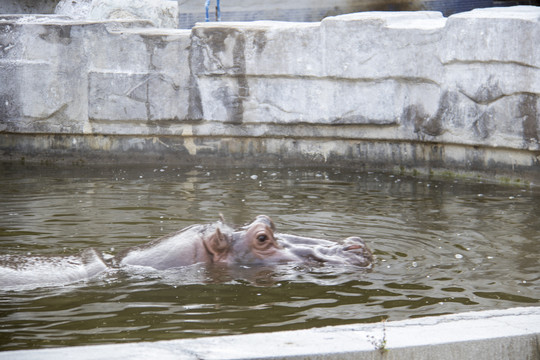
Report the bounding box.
[1,306,539,359]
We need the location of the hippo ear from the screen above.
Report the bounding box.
[204,227,230,262]
[255,215,276,231]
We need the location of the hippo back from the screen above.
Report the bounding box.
[117,223,234,269]
[0,248,108,289]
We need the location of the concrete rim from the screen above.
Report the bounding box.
[2,306,539,359]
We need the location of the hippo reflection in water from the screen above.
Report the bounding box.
[0,215,373,288]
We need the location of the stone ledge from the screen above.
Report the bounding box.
[1,133,538,186]
[1,307,538,360]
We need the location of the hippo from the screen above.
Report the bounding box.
[118,215,373,269]
[0,248,108,289]
[0,215,373,288]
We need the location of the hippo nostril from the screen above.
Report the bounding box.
[344,244,363,251]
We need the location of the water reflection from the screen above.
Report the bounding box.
[0,163,538,350]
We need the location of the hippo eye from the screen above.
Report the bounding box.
[257,234,268,243]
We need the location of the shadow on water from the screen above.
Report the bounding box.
[0,163,538,350]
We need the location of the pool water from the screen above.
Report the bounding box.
[0,163,538,350]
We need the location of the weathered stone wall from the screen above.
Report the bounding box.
[0,0,60,15]
[0,6,539,182]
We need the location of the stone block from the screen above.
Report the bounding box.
[241,22,322,77]
[86,25,151,73]
[0,19,89,133]
[191,17,445,126]
[88,71,149,122]
[321,11,446,80]
[412,88,540,151]
[143,30,192,123]
[489,94,540,149]
[198,75,442,125]
[438,7,540,150]
[0,0,59,14]
[191,21,323,77]
[141,29,191,78]
[87,26,192,127]
[54,0,92,20]
[89,0,178,28]
[445,62,540,104]
[88,70,191,124]
[146,73,189,123]
[0,62,21,131]
[441,6,540,67]
[441,62,539,148]
[0,22,23,61]
[0,22,23,131]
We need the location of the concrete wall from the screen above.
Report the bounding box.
[0,6,539,183]
[0,0,60,14]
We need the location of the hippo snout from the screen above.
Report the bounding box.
[276,233,373,268]
[343,237,369,251]
[340,237,373,268]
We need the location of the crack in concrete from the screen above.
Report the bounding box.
[443,59,539,70]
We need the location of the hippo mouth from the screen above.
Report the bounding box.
[276,234,373,268]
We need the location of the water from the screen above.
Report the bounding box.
[0,163,538,350]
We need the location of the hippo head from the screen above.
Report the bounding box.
[226,215,300,264]
[223,215,373,268]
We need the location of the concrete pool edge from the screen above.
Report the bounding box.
[2,306,539,359]
[1,133,538,187]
